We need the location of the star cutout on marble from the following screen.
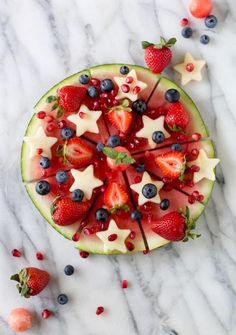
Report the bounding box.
[173,52,206,86]
[136,116,170,148]
[114,69,147,101]
[69,165,103,199]
[130,171,164,206]
[96,219,131,253]
[23,126,57,159]
[67,104,102,137]
[188,149,220,183]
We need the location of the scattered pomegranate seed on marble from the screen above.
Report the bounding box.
[121,280,128,289]
[42,309,52,319]
[96,306,104,315]
[181,18,189,26]
[11,249,22,257]
[36,252,44,260]
[80,251,89,258]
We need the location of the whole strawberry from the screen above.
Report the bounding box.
[10,267,50,298]
[51,197,90,226]
[58,86,87,113]
[142,37,177,73]
[165,102,189,131]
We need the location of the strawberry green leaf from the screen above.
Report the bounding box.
[10,274,20,282]
[51,102,59,111]
[121,99,130,108]
[166,37,177,46]
[56,105,64,118]
[56,144,64,158]
[46,95,58,103]
[141,41,154,49]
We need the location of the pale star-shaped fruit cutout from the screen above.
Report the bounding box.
[69,165,103,199]
[174,52,206,86]
[23,126,57,159]
[188,149,220,183]
[114,69,147,101]
[136,115,170,148]
[67,104,102,137]
[96,219,131,253]
[130,171,164,206]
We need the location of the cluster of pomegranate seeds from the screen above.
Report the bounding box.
[11,249,22,257]
[121,280,128,289]
[188,194,195,204]
[37,111,46,119]
[191,191,204,202]
[41,309,52,319]
[96,306,104,315]
[80,251,89,258]
[36,252,44,260]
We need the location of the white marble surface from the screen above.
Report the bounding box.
[0,0,236,334]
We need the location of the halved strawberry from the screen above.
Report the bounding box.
[165,102,189,130]
[64,137,95,168]
[58,86,87,113]
[104,182,129,212]
[108,107,133,133]
[155,151,186,179]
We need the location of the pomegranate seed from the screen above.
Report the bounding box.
[36,252,44,260]
[134,176,141,183]
[11,249,22,257]
[133,86,141,94]
[177,134,187,141]
[37,148,43,155]
[45,115,54,122]
[111,89,117,97]
[192,190,199,198]
[80,251,89,258]
[186,63,194,72]
[128,142,135,149]
[112,99,120,106]
[178,182,185,190]
[41,170,47,177]
[121,279,128,289]
[129,231,136,240]
[79,112,86,119]
[58,120,67,129]
[99,222,108,231]
[94,160,99,167]
[80,220,88,228]
[191,165,200,172]
[37,111,46,119]
[197,194,204,202]
[121,84,130,93]
[143,248,150,255]
[91,78,100,86]
[126,76,133,84]
[144,151,151,157]
[47,123,55,132]
[181,18,189,26]
[162,177,172,184]
[143,203,153,211]
[96,306,104,315]
[125,241,135,251]
[72,232,80,241]
[133,138,140,145]
[42,309,52,319]
[191,148,199,156]
[163,183,173,192]
[100,93,108,98]
[186,181,194,187]
[84,227,99,235]
[108,234,117,241]
[192,133,201,141]
[100,186,106,192]
[188,195,195,204]
[93,101,100,110]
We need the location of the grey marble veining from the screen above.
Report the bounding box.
[0,0,236,334]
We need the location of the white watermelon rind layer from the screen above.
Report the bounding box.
[21,64,217,254]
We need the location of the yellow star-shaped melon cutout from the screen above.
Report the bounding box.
[96,219,131,253]
[114,69,147,101]
[136,116,170,148]
[188,149,220,183]
[69,165,103,199]
[130,172,163,206]
[174,53,206,86]
[67,105,102,137]
[23,126,57,159]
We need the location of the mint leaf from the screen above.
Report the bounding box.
[102,146,136,166]
[102,147,118,160]
[46,95,57,103]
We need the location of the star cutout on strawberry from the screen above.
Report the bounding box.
[142,37,177,73]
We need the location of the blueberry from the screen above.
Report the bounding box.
[57,294,68,305]
[71,189,84,202]
[61,127,74,139]
[131,210,142,221]
[165,89,180,103]
[39,156,51,169]
[142,183,157,199]
[56,171,68,184]
[120,65,130,75]
[101,79,114,93]
[152,131,165,144]
[95,208,109,222]
[160,199,170,210]
[96,143,105,152]
[200,34,210,45]
[79,74,90,85]
[87,86,99,98]
[108,135,121,148]
[132,99,147,115]
[64,265,74,276]
[205,15,217,28]
[136,164,145,173]
[36,180,51,195]
[171,143,182,151]
[181,27,193,38]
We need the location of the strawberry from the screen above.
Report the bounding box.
[104,182,129,212]
[155,151,186,179]
[51,197,90,226]
[142,37,176,73]
[165,102,189,131]
[10,267,50,298]
[64,137,95,167]
[108,106,133,133]
[58,86,86,113]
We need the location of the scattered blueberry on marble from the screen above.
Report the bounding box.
[39,156,51,169]
[96,208,109,222]
[181,27,193,38]
[64,265,74,276]
[108,135,121,147]
[87,86,99,98]
[200,34,210,44]
[61,127,74,139]
[120,65,130,75]
[79,74,90,85]
[56,171,68,184]
[205,15,217,28]
[57,294,68,305]
[36,180,51,195]
[71,189,84,202]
